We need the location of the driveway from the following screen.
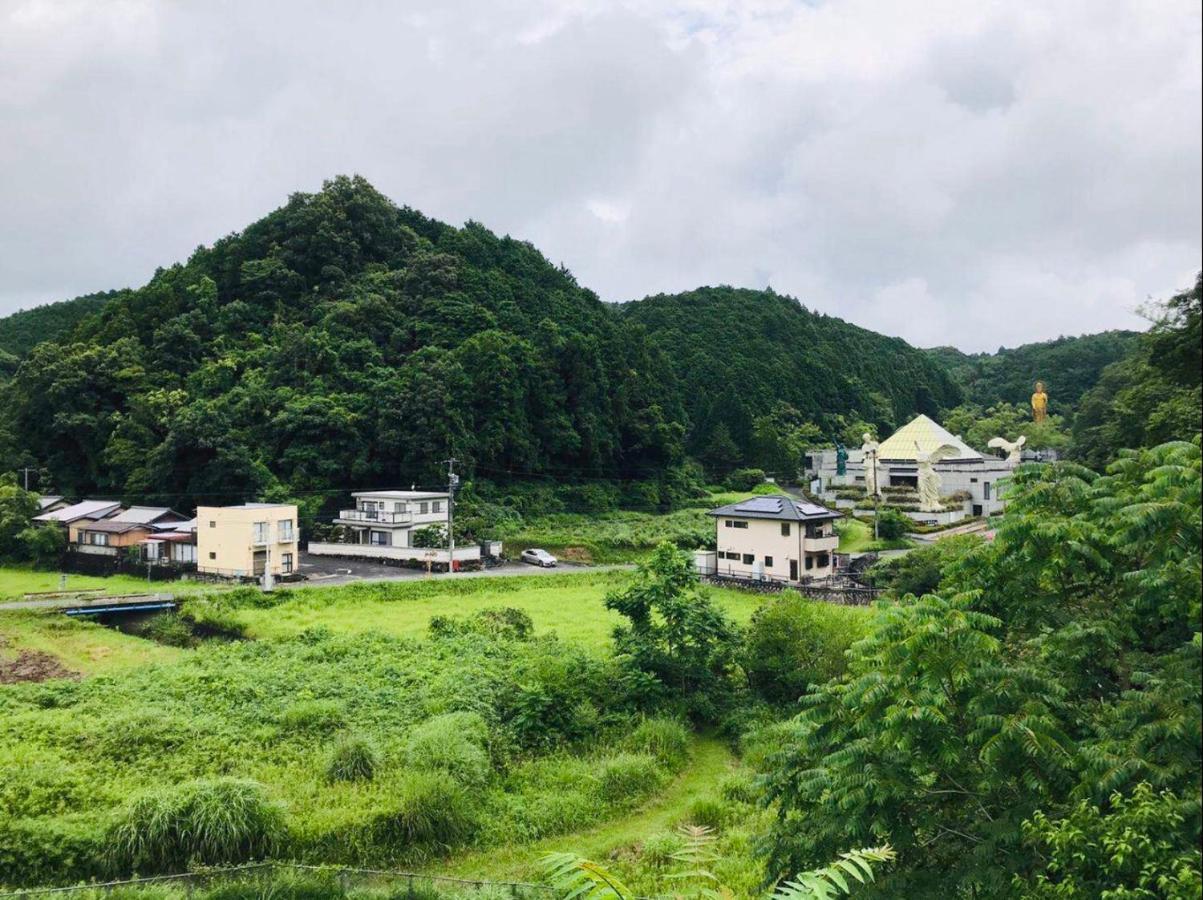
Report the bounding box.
[297,552,629,587]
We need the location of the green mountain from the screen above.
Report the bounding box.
[621,286,963,457]
[926,330,1140,415]
[0,290,121,357]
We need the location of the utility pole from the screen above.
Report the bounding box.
[18,467,37,491]
[868,445,881,541]
[443,458,459,573]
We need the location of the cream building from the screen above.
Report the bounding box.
[196,503,299,579]
[707,495,841,582]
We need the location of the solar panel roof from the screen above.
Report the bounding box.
[734,497,783,513]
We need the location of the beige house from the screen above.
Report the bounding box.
[707,495,841,582]
[196,503,299,579]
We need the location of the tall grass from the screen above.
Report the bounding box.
[366,772,477,857]
[324,733,381,783]
[108,778,284,872]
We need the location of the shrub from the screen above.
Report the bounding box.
[741,592,870,705]
[324,734,381,783]
[875,506,911,540]
[279,699,346,733]
[640,829,687,866]
[725,468,766,491]
[719,772,760,805]
[136,613,196,648]
[108,778,283,873]
[624,717,690,769]
[403,712,491,786]
[366,772,476,855]
[684,796,729,829]
[594,752,664,803]
[0,814,105,886]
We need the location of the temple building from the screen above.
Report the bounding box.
[807,414,1018,520]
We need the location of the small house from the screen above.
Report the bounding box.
[196,504,299,579]
[708,495,841,582]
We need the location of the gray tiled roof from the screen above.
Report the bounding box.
[708,494,841,522]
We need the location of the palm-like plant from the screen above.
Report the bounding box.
[771,846,897,899]
[541,851,635,900]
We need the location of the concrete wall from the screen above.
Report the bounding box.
[307,542,482,564]
[196,505,299,578]
[714,516,837,581]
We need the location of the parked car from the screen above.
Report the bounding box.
[520,548,557,567]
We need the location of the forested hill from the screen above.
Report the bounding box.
[0,290,122,357]
[926,330,1140,413]
[0,176,688,502]
[621,286,962,460]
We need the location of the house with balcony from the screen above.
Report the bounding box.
[196,503,299,580]
[309,489,494,569]
[705,495,841,582]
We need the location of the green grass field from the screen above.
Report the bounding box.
[835,517,915,554]
[0,566,224,602]
[0,610,182,675]
[213,570,765,651]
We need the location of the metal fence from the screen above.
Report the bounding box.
[0,863,565,900]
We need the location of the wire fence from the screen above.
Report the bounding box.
[0,862,567,900]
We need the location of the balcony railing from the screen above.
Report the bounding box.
[336,509,414,525]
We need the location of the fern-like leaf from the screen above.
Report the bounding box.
[773,846,897,900]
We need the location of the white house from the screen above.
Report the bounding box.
[309,489,491,568]
[707,495,842,582]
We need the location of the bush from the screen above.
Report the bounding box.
[640,829,687,866]
[623,717,690,769]
[741,592,870,706]
[874,506,911,541]
[0,815,105,886]
[403,712,491,786]
[684,796,729,829]
[594,752,664,803]
[324,734,381,783]
[108,778,283,873]
[137,613,196,648]
[279,699,346,733]
[725,468,766,492]
[719,772,760,805]
[366,772,476,855]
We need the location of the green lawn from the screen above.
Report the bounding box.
[0,610,182,675]
[0,566,223,602]
[217,570,766,651]
[835,517,914,554]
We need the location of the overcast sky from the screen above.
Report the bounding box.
[2,0,1200,351]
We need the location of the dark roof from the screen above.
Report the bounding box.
[77,520,152,535]
[708,494,841,522]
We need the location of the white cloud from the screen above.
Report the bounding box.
[0,0,1198,350]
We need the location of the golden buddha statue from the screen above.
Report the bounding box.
[1031,381,1049,423]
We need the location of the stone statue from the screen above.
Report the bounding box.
[915,441,959,512]
[835,442,848,476]
[988,434,1027,464]
[860,433,880,497]
[1031,381,1049,423]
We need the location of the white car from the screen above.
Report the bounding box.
[520,548,558,568]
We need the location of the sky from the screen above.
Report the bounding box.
[1,0,1200,351]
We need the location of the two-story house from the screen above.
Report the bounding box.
[332,490,450,549]
[196,503,299,580]
[707,495,841,581]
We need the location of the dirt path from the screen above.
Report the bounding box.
[426,735,737,882]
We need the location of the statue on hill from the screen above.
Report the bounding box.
[988,434,1027,465]
[1031,381,1049,423]
[835,442,848,476]
[861,433,881,497]
[915,441,959,512]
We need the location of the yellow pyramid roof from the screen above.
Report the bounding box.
[876,414,981,462]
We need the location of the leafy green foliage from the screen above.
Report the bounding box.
[762,439,1202,895]
[403,712,491,787]
[108,777,284,872]
[1018,783,1202,899]
[872,506,909,541]
[605,543,740,721]
[772,846,897,900]
[0,475,64,566]
[324,733,381,783]
[943,401,1069,452]
[542,851,635,900]
[0,291,118,357]
[864,534,983,598]
[364,771,478,857]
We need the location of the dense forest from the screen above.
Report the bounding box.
[0,290,121,359]
[0,177,962,508]
[926,330,1139,414]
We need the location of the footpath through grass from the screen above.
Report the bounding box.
[426,735,738,882]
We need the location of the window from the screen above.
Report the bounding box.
[805,557,814,570]
[419,502,429,515]
[209,521,216,528]
[252,521,269,544]
[742,553,754,565]
[394,502,405,512]
[817,553,829,568]
[970,478,978,483]
[87,531,109,546]
[983,482,992,500]
[209,552,217,560]
[764,556,774,568]
[281,553,294,574]
[732,520,748,529]
[278,519,294,542]
[780,523,791,537]
[726,551,741,561]
[724,520,732,527]
[369,531,391,546]
[432,501,442,513]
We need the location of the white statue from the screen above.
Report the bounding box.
[988,434,1027,465]
[860,432,881,497]
[915,441,959,512]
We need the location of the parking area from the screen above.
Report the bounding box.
[296,551,614,587]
